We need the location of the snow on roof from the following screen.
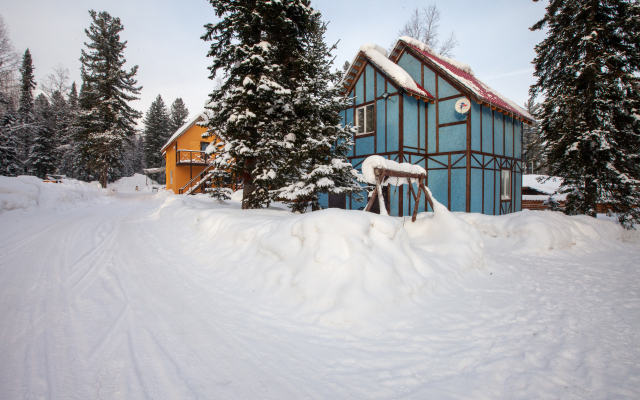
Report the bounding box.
[160,109,212,153]
[342,44,434,101]
[522,174,567,200]
[395,37,534,122]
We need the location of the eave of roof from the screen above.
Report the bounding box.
[160,111,206,153]
[391,38,535,123]
[341,50,435,103]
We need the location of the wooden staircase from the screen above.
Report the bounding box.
[179,164,214,195]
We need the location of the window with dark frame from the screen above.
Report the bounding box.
[355,104,375,135]
[200,142,209,152]
[500,169,512,201]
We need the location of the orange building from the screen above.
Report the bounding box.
[161,110,217,194]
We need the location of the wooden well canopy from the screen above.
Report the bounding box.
[364,167,434,222]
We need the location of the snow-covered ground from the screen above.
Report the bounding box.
[1,176,639,399]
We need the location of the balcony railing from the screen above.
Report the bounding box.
[176,150,209,165]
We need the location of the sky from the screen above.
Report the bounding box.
[2,0,549,125]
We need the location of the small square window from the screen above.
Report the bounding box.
[500,169,511,200]
[355,104,375,135]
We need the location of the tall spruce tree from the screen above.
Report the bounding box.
[29,94,58,179]
[203,0,360,210]
[142,94,170,173]
[75,10,142,188]
[17,49,36,174]
[202,0,318,208]
[275,16,362,212]
[531,0,640,228]
[58,82,78,177]
[522,98,544,174]
[0,110,19,176]
[169,97,189,134]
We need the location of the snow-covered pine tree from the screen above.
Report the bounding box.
[0,108,20,176]
[202,0,316,208]
[531,0,640,228]
[142,94,171,183]
[16,49,36,174]
[143,94,170,168]
[29,94,58,179]
[169,98,189,134]
[275,16,362,212]
[522,98,544,174]
[57,82,78,178]
[75,10,142,188]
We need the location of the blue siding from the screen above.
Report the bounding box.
[355,75,364,106]
[495,170,501,214]
[376,72,386,98]
[318,193,328,209]
[470,168,482,213]
[483,169,494,215]
[427,101,436,153]
[386,96,399,152]
[438,76,460,98]
[403,94,418,149]
[428,169,448,212]
[376,99,386,153]
[423,66,436,96]
[515,172,522,212]
[398,53,422,83]
[355,136,374,156]
[494,113,504,156]
[514,120,522,158]
[504,116,513,158]
[439,98,467,125]
[420,103,427,151]
[471,155,481,168]
[482,105,493,153]
[346,108,354,157]
[450,168,466,212]
[439,124,466,153]
[471,102,481,152]
[365,65,375,102]
[428,155,447,169]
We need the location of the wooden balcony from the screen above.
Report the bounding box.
[176,150,209,165]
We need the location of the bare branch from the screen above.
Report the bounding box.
[421,5,441,48]
[397,8,423,41]
[395,4,457,58]
[40,64,71,99]
[438,31,458,58]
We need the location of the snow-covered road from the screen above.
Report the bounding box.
[1,191,639,399]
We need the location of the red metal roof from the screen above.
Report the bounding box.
[402,42,533,121]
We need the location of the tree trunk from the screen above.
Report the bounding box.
[100,166,108,188]
[241,158,255,209]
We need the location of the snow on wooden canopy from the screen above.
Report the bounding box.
[392,36,534,123]
[361,156,434,221]
[362,156,426,186]
[341,44,435,102]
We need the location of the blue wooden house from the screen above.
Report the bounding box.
[323,37,535,216]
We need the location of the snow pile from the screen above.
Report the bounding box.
[358,43,430,97]
[522,174,566,200]
[110,173,159,192]
[459,209,637,253]
[361,155,426,185]
[0,175,110,213]
[154,192,484,327]
[399,36,475,76]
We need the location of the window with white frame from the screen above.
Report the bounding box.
[500,169,511,200]
[356,104,375,135]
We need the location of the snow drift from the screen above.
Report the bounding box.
[154,193,485,327]
[459,209,638,253]
[0,175,110,212]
